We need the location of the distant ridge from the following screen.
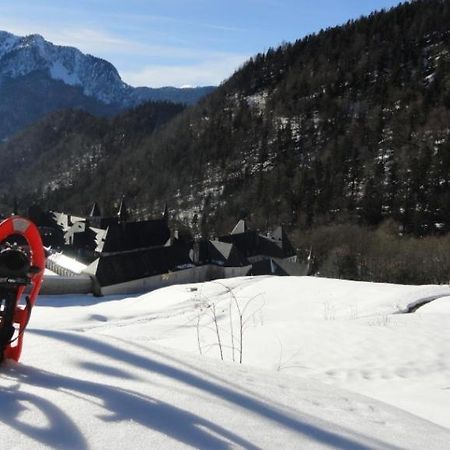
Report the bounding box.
[0,30,215,138]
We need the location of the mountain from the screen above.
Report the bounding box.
[2,0,450,242]
[0,31,214,139]
[0,100,186,214]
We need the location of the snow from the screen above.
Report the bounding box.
[246,91,268,112]
[44,268,58,276]
[0,30,131,106]
[2,276,450,449]
[49,62,82,86]
[417,295,450,314]
[47,253,88,274]
[0,32,20,59]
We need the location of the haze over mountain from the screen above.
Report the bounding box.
[0,31,214,139]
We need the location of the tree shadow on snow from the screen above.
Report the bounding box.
[0,379,87,450]
[77,361,141,381]
[26,328,403,450]
[3,362,258,450]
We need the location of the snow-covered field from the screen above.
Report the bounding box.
[2,276,450,449]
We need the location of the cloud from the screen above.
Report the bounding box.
[0,19,244,60]
[0,21,146,55]
[0,15,252,87]
[202,24,246,33]
[121,53,250,88]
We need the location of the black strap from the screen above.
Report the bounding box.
[7,296,32,345]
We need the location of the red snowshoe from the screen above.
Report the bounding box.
[0,217,45,363]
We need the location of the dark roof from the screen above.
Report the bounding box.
[117,198,130,222]
[219,225,296,260]
[257,234,295,259]
[88,216,120,229]
[218,230,259,257]
[208,240,249,266]
[89,202,102,217]
[269,226,296,257]
[191,239,248,267]
[231,219,248,235]
[27,205,60,228]
[100,219,170,253]
[90,244,193,286]
[249,258,275,276]
[249,257,309,276]
[38,226,65,248]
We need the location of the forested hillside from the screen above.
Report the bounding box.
[157,0,450,237]
[0,101,185,211]
[2,0,450,282]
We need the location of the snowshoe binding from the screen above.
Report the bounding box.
[0,217,45,363]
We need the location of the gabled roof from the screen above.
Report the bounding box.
[231,219,248,235]
[191,239,249,267]
[219,223,296,259]
[86,244,193,287]
[88,216,119,230]
[89,202,102,217]
[271,226,284,241]
[268,226,296,256]
[100,219,171,253]
[117,198,129,223]
[249,257,309,276]
[210,240,233,260]
[218,230,258,257]
[209,240,248,267]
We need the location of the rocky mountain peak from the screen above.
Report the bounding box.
[0,31,130,105]
[0,30,215,138]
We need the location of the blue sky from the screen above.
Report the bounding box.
[0,0,405,87]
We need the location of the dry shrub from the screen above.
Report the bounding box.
[295,221,450,284]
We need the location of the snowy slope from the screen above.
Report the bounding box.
[2,276,450,449]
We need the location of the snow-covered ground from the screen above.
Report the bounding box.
[2,276,450,449]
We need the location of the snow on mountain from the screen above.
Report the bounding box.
[0,31,131,105]
[0,31,20,59]
[0,30,214,109]
[2,276,449,449]
[49,61,82,86]
[0,30,214,139]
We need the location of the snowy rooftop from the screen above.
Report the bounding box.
[47,252,88,274]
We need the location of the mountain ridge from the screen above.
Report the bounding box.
[0,30,215,138]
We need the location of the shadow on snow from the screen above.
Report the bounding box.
[0,381,88,450]
[1,328,403,450]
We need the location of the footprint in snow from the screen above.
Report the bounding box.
[90,314,108,322]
